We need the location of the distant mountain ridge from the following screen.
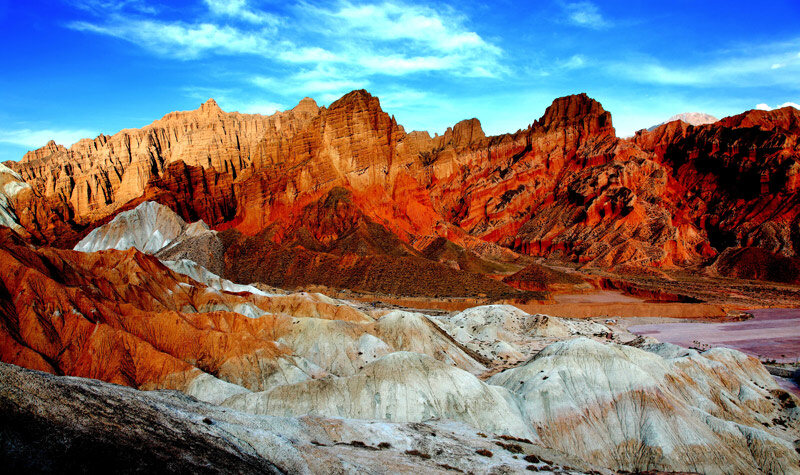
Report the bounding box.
[4,90,800,287]
[647,112,718,131]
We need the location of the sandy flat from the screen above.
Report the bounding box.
[513,301,730,319]
[629,308,800,363]
[553,291,643,304]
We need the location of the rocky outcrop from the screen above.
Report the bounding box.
[218,313,800,473]
[6,90,800,279]
[224,351,535,440]
[502,262,589,292]
[1,362,597,474]
[74,200,225,274]
[432,305,611,364]
[9,97,318,229]
[634,106,800,258]
[70,197,527,299]
[0,226,384,397]
[0,163,30,235]
[488,338,800,473]
[709,246,800,284]
[647,112,718,131]
[74,201,210,254]
[2,233,799,473]
[218,188,526,298]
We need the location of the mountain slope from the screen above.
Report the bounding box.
[5,90,800,282]
[647,112,718,130]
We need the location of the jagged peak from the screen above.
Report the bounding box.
[537,93,613,134]
[200,98,222,113]
[292,96,319,115]
[442,118,486,148]
[21,139,68,162]
[329,89,378,110]
[719,104,800,132]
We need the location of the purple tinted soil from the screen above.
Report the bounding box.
[629,308,800,393]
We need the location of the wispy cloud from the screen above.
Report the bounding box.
[561,54,587,70]
[254,75,367,94]
[756,102,800,111]
[67,0,503,77]
[68,0,158,15]
[315,1,499,54]
[607,42,800,88]
[563,1,609,29]
[0,128,98,149]
[251,65,370,103]
[66,0,504,119]
[69,18,271,59]
[203,0,278,26]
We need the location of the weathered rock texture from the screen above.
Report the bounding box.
[0,164,30,236]
[6,91,799,283]
[1,234,798,473]
[1,362,598,474]
[647,111,719,131]
[488,337,800,473]
[0,227,379,399]
[634,106,800,265]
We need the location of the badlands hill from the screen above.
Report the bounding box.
[2,89,800,472]
[2,219,800,472]
[2,90,799,292]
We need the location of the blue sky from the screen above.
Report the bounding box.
[1,0,799,162]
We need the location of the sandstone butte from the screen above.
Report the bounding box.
[3,90,800,288]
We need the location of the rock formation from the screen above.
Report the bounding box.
[2,232,799,473]
[1,362,599,474]
[0,163,30,236]
[5,90,799,282]
[0,226,380,398]
[635,105,800,261]
[488,338,800,473]
[647,111,719,130]
[74,200,225,274]
[4,89,800,473]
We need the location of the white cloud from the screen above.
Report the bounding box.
[562,54,587,69]
[68,0,503,78]
[204,0,278,26]
[306,1,503,76]
[68,0,158,15]
[563,1,608,29]
[608,43,800,88]
[66,0,503,124]
[252,67,369,101]
[0,128,98,149]
[319,1,498,54]
[359,55,455,75]
[277,46,340,63]
[69,18,270,59]
[755,102,800,111]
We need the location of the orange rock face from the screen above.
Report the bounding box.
[5,90,800,278]
[0,227,372,393]
[10,98,318,227]
[634,105,800,258]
